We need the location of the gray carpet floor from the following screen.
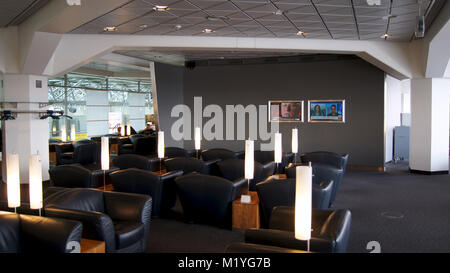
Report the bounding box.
[147,161,450,253]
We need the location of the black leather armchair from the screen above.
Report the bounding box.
[164,157,219,175]
[254,150,295,174]
[174,173,247,228]
[119,135,157,156]
[285,163,343,207]
[225,242,310,253]
[256,177,333,227]
[245,206,352,253]
[299,152,348,205]
[109,168,183,217]
[54,141,98,166]
[216,158,275,191]
[166,147,195,158]
[49,164,99,188]
[112,154,160,171]
[0,211,82,253]
[43,187,152,253]
[201,148,244,161]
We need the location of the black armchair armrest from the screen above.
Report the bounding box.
[235,151,245,159]
[20,214,83,253]
[103,191,152,224]
[244,229,332,253]
[262,161,276,177]
[160,170,184,180]
[231,177,248,200]
[44,207,116,252]
[312,180,334,209]
[204,158,221,175]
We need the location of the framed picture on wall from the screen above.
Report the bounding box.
[308,100,346,123]
[268,100,304,122]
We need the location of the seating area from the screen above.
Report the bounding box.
[1,1,450,262]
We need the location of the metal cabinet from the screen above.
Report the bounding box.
[393,126,410,162]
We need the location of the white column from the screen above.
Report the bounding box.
[410,78,450,173]
[2,74,50,182]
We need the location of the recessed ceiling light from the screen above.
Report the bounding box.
[175,24,182,30]
[104,26,118,32]
[139,24,148,29]
[296,31,306,36]
[380,33,392,39]
[382,14,397,20]
[274,9,284,16]
[153,5,170,11]
[202,28,215,33]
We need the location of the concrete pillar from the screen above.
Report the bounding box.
[1,74,50,183]
[410,78,450,174]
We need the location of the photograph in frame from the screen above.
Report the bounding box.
[268,100,304,122]
[308,100,345,123]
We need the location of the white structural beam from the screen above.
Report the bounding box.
[17,0,133,74]
[424,0,450,78]
[48,34,420,79]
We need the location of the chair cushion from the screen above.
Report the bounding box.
[114,221,144,250]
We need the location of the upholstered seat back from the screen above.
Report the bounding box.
[166,147,194,158]
[256,178,295,228]
[45,187,105,213]
[201,148,238,161]
[0,212,20,253]
[285,163,343,185]
[130,135,156,155]
[73,143,97,165]
[49,164,94,188]
[175,173,241,227]
[112,154,157,171]
[164,157,210,174]
[300,151,349,172]
[216,158,273,190]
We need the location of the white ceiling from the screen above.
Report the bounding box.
[70,0,445,42]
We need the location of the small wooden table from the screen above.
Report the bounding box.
[81,238,105,253]
[232,191,260,231]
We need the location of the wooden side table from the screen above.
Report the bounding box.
[232,191,260,231]
[81,238,105,253]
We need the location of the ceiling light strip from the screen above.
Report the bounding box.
[308,0,333,39]
[349,0,360,40]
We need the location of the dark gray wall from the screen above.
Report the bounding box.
[181,58,385,167]
[154,62,184,148]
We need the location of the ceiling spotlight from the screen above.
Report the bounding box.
[175,24,182,30]
[0,111,16,121]
[380,33,392,39]
[382,14,397,20]
[139,24,148,29]
[296,31,306,36]
[202,28,215,33]
[104,26,118,32]
[274,9,284,16]
[40,110,73,120]
[366,0,381,6]
[153,5,170,11]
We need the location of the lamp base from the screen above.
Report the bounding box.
[240,195,251,204]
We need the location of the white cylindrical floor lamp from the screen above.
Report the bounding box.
[243,139,254,203]
[29,154,43,216]
[292,128,298,164]
[295,164,312,252]
[6,154,20,213]
[274,132,282,175]
[195,127,201,159]
[101,137,109,191]
[158,131,165,174]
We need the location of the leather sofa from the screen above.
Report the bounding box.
[54,140,99,166]
[216,158,275,191]
[109,168,183,217]
[43,187,152,253]
[201,148,244,161]
[164,157,219,175]
[112,154,160,172]
[285,162,343,207]
[244,206,352,253]
[254,150,295,174]
[166,147,195,158]
[0,211,82,253]
[225,242,310,253]
[175,173,247,228]
[256,177,333,227]
[299,151,349,205]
